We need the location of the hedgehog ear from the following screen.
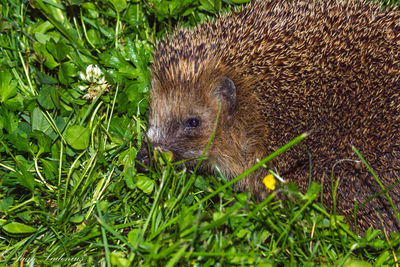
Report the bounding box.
[213,77,236,115]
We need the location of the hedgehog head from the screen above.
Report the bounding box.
[143,58,236,163]
[136,24,266,177]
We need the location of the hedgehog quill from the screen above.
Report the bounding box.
[136,0,400,232]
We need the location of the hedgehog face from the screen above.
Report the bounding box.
[146,95,214,161]
[138,75,237,166]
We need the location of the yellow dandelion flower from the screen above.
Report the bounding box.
[263,174,276,191]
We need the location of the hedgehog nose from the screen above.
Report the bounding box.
[136,145,150,173]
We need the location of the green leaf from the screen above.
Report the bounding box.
[125,82,147,112]
[0,115,4,131]
[99,50,125,69]
[199,0,217,12]
[46,40,69,62]
[1,106,19,133]
[133,174,154,194]
[35,32,52,44]
[6,134,33,154]
[4,94,24,111]
[125,176,135,189]
[32,20,54,34]
[341,257,373,267]
[49,85,61,109]
[374,251,390,266]
[111,251,130,267]
[55,116,67,134]
[0,197,14,212]
[15,155,35,191]
[33,43,59,70]
[31,130,52,155]
[0,70,18,103]
[88,29,101,47]
[31,107,50,132]
[58,62,76,85]
[127,229,141,245]
[108,116,133,140]
[81,3,99,19]
[113,0,127,12]
[54,41,69,62]
[236,228,250,238]
[38,85,55,109]
[40,158,58,182]
[124,165,136,190]
[70,215,84,224]
[2,222,37,234]
[305,182,320,201]
[40,158,58,181]
[194,175,208,190]
[36,72,57,85]
[231,0,250,3]
[65,125,90,150]
[126,3,146,25]
[99,50,136,79]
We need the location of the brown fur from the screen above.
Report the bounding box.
[141,0,400,232]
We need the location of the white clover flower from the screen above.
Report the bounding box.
[79,71,87,81]
[98,76,106,85]
[86,64,102,83]
[79,64,110,101]
[78,85,87,91]
[86,64,95,74]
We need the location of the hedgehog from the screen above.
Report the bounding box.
[136,0,400,232]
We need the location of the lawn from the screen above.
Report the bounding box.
[0,0,399,266]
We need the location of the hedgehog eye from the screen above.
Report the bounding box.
[185,117,201,128]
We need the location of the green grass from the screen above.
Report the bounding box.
[0,0,399,266]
